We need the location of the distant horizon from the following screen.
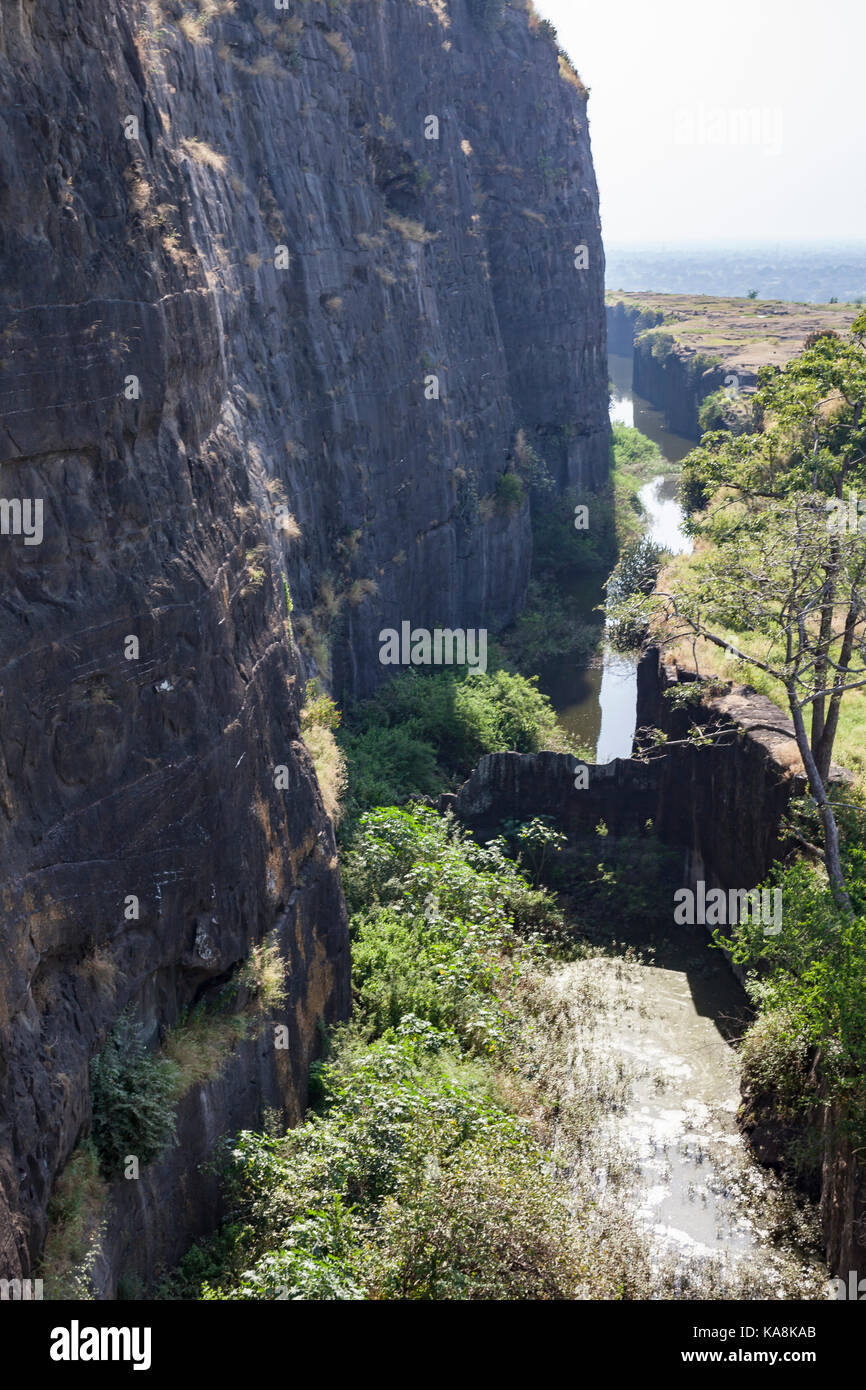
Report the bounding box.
[604,239,866,250]
[603,241,866,303]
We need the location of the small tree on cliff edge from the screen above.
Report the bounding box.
[616,312,866,908]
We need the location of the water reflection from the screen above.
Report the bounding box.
[548,354,694,762]
[609,353,696,462]
[639,475,691,556]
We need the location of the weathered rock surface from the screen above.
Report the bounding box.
[454,654,825,894]
[0,0,606,1287]
[452,748,660,842]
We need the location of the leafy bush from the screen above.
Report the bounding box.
[739,1006,813,1119]
[717,798,866,1137]
[338,668,571,825]
[565,820,681,934]
[494,470,525,514]
[697,388,754,437]
[498,816,567,885]
[501,577,603,671]
[606,537,664,651]
[163,806,578,1301]
[340,806,566,949]
[339,722,442,823]
[342,809,560,1053]
[644,329,677,363]
[532,486,616,573]
[194,1041,580,1300]
[159,804,667,1302]
[89,1011,179,1178]
[162,813,588,1301]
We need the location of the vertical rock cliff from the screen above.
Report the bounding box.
[0,0,606,1286]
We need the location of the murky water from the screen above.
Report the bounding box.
[565,936,826,1296]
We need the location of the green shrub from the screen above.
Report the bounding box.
[89,1010,179,1178]
[740,1007,813,1119]
[340,806,565,948]
[193,1041,579,1300]
[697,388,754,437]
[717,802,866,1138]
[609,422,663,476]
[494,470,525,514]
[365,1137,580,1299]
[531,487,618,574]
[501,577,603,671]
[644,329,676,363]
[566,821,682,934]
[40,1140,108,1299]
[158,805,658,1303]
[338,722,442,826]
[338,667,571,826]
[606,537,664,651]
[498,816,567,885]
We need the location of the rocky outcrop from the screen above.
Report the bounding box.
[636,654,806,889]
[632,339,731,439]
[819,1121,866,1281]
[450,748,660,843]
[636,649,851,886]
[606,300,728,436]
[453,656,818,894]
[0,0,606,1290]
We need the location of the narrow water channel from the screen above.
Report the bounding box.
[546,353,694,761]
[550,354,827,1297]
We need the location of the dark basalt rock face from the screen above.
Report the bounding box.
[606,302,730,439]
[0,0,606,1285]
[452,748,661,843]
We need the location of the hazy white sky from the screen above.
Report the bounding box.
[533,0,866,244]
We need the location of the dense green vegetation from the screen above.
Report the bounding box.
[160,808,654,1301]
[337,666,572,829]
[89,1011,179,1178]
[499,423,665,671]
[697,386,755,436]
[723,792,866,1145]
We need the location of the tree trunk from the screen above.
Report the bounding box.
[810,541,839,772]
[788,686,851,913]
[814,598,858,785]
